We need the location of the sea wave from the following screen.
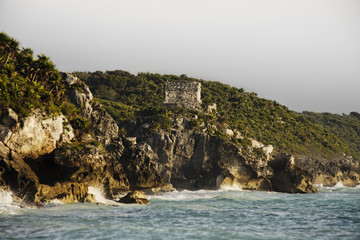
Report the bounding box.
[148,189,223,201]
[145,186,280,202]
[315,181,360,193]
[87,186,124,206]
[219,182,243,191]
[0,189,22,215]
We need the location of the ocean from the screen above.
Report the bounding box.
[1,184,359,240]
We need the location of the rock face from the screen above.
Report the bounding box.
[269,154,317,193]
[63,73,119,145]
[136,128,317,193]
[295,154,360,187]
[119,139,163,190]
[1,109,74,159]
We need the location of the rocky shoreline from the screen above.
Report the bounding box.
[1,74,359,206]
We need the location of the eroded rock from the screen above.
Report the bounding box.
[118,190,149,204]
[35,182,96,204]
[295,154,360,187]
[3,110,74,159]
[269,154,317,193]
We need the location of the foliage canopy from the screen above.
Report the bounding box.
[0,32,65,117]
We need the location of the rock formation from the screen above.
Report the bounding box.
[0,73,128,205]
[295,154,360,187]
[2,73,359,206]
[118,190,149,204]
[135,126,318,193]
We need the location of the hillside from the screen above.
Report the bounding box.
[303,111,360,159]
[74,70,351,160]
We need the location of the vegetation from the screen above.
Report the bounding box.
[0,32,66,117]
[0,32,89,136]
[303,111,360,159]
[74,71,351,159]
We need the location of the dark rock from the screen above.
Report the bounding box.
[119,139,163,189]
[0,149,39,203]
[140,129,273,191]
[269,154,317,193]
[1,108,18,128]
[118,190,149,204]
[295,154,360,187]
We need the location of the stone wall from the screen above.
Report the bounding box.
[164,81,201,109]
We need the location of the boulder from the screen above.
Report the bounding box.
[2,109,74,159]
[118,190,149,204]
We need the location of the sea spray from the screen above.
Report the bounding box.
[0,189,21,215]
[87,186,124,206]
[334,181,345,188]
[0,189,13,204]
[219,182,242,191]
[87,186,108,204]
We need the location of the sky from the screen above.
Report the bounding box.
[1,0,359,113]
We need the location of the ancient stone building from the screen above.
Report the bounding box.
[164,81,202,109]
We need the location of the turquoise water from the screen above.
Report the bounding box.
[1,185,359,240]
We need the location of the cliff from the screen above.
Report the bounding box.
[0,73,321,205]
[78,71,360,188]
[1,32,360,206]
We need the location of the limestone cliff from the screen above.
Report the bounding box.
[2,73,359,206]
[134,126,318,193]
[295,154,360,187]
[0,75,122,204]
[0,73,160,204]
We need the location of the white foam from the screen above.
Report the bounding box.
[334,181,345,188]
[315,181,359,192]
[148,189,230,201]
[0,189,21,215]
[87,186,127,206]
[48,199,64,205]
[0,189,13,204]
[88,186,108,204]
[219,183,243,191]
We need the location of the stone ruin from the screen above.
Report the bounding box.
[164,81,202,109]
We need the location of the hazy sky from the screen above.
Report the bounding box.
[1,0,359,113]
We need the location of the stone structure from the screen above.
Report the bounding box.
[164,81,202,109]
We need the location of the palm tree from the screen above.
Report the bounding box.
[17,47,34,77]
[0,32,19,66]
